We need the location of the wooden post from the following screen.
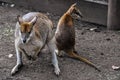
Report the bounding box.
[107,0,120,30]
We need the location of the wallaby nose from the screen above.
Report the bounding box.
[23,39,26,43]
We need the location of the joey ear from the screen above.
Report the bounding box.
[29,16,37,26]
[17,15,23,24]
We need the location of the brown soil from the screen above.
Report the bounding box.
[0,6,120,80]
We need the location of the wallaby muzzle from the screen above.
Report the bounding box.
[23,38,26,43]
[22,33,29,44]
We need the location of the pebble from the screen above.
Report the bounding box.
[10,4,15,7]
[106,38,111,41]
[112,65,120,70]
[90,27,97,31]
[8,54,13,58]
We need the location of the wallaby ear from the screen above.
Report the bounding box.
[72,3,77,7]
[17,15,23,24]
[29,16,37,26]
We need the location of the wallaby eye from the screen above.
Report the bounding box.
[28,31,31,34]
[20,31,23,33]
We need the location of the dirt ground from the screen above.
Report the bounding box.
[0,5,120,80]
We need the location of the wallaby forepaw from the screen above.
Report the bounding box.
[11,64,23,76]
[54,68,60,76]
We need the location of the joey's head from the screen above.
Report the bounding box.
[67,3,83,20]
[17,15,37,44]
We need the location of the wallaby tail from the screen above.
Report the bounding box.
[68,51,101,72]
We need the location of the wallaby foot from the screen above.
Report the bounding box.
[11,63,23,76]
[52,52,60,75]
[54,65,60,75]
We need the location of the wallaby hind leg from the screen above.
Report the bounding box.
[11,48,23,75]
[66,50,101,72]
[48,40,60,75]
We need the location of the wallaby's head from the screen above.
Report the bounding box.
[67,3,83,20]
[17,15,37,44]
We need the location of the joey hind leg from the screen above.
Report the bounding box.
[11,47,23,75]
[32,47,44,60]
[32,43,46,60]
[48,40,60,75]
[21,48,32,60]
[21,48,38,61]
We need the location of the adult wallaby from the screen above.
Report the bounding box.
[55,3,100,72]
[11,12,60,75]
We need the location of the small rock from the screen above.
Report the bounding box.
[2,3,4,6]
[100,53,104,55]
[8,54,13,58]
[10,4,15,7]
[81,32,84,35]
[90,27,101,32]
[46,12,50,15]
[90,27,97,31]
[112,65,120,70]
[106,38,111,41]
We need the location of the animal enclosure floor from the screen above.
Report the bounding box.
[0,6,120,80]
